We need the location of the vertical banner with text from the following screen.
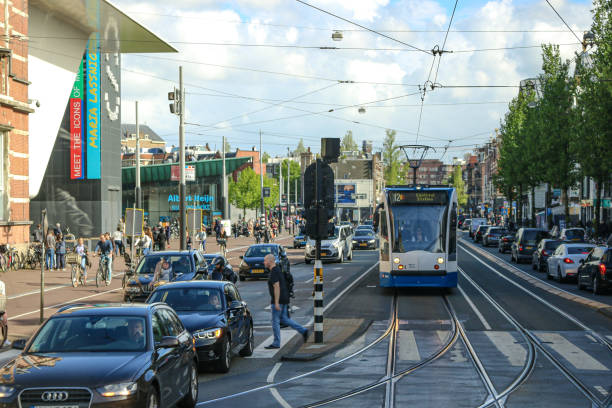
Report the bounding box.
[70,59,84,179]
[86,38,101,179]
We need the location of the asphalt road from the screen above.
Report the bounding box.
[2,231,611,407]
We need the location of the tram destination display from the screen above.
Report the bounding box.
[389,190,448,205]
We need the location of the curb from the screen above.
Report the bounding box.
[281,319,372,361]
[459,238,612,315]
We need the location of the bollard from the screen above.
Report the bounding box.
[314,259,323,343]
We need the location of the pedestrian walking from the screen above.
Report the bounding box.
[56,234,66,271]
[112,227,124,256]
[45,230,56,270]
[263,254,308,349]
[196,227,207,252]
[156,226,167,251]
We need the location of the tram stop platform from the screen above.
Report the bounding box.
[282,318,370,361]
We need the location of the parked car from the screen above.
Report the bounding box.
[1,303,199,408]
[474,225,491,243]
[352,228,378,249]
[293,233,307,249]
[123,250,208,302]
[238,244,289,280]
[511,228,550,263]
[498,233,515,254]
[546,243,595,282]
[469,218,487,238]
[559,227,586,242]
[577,246,611,294]
[305,225,353,264]
[462,219,472,231]
[531,239,562,272]
[483,227,506,247]
[147,280,253,372]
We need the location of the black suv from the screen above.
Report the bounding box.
[474,225,491,243]
[577,246,611,294]
[532,239,562,272]
[511,228,550,263]
[0,303,198,408]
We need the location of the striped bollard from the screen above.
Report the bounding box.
[314,259,323,343]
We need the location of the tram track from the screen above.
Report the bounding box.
[458,266,611,408]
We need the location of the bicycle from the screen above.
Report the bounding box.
[216,238,227,258]
[67,253,85,287]
[96,254,112,287]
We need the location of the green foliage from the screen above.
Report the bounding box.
[261,152,270,163]
[294,139,307,156]
[228,167,260,214]
[449,166,468,207]
[341,130,359,152]
[281,159,301,181]
[382,129,403,185]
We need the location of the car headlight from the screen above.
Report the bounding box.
[194,327,223,340]
[97,382,137,397]
[368,239,375,243]
[352,240,357,244]
[333,241,340,248]
[305,243,313,251]
[239,261,248,270]
[0,385,16,398]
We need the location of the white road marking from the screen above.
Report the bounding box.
[595,386,609,396]
[536,332,608,371]
[437,330,466,362]
[8,272,123,300]
[304,278,313,284]
[484,331,526,367]
[269,388,292,408]
[398,330,421,361]
[458,285,492,330]
[248,329,295,359]
[585,334,597,343]
[267,362,282,383]
[8,287,121,321]
[332,276,342,283]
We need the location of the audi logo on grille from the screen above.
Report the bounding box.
[41,391,69,402]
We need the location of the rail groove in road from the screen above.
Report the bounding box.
[459,267,609,408]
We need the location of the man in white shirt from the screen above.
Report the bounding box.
[112,227,124,256]
[196,226,207,252]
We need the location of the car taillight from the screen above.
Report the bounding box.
[600,263,607,277]
[518,245,523,251]
[541,250,548,256]
[503,238,508,242]
[563,258,574,264]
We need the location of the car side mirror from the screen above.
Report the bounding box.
[229,300,243,310]
[11,338,26,350]
[156,336,179,349]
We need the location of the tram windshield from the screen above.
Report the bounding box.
[390,204,447,253]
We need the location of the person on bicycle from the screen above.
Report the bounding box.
[216,229,228,256]
[75,238,87,282]
[94,234,113,281]
[210,257,237,283]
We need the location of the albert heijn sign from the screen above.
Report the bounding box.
[170,165,195,181]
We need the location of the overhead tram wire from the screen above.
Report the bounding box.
[543,0,583,43]
[433,0,459,86]
[294,0,431,55]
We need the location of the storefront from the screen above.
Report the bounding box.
[122,157,250,226]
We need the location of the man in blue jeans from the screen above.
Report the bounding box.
[264,254,308,349]
[94,234,113,281]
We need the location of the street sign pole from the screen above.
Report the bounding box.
[40,208,47,324]
[178,66,186,250]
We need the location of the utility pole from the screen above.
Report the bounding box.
[178,66,186,250]
[40,208,47,324]
[259,130,265,221]
[279,164,283,226]
[135,101,141,208]
[222,135,228,218]
[287,154,290,220]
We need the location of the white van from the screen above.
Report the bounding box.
[469,218,487,238]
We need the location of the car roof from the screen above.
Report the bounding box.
[203,253,222,258]
[248,243,280,248]
[146,250,195,256]
[563,243,594,247]
[151,280,227,290]
[54,303,154,317]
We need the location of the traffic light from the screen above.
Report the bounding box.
[168,88,180,115]
[303,159,335,240]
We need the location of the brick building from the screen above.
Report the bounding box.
[0,0,32,247]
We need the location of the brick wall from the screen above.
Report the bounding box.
[0,0,31,247]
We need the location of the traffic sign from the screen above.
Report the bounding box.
[263,187,271,197]
[125,208,144,237]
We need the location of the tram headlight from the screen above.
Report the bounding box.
[437,257,444,264]
[393,257,400,264]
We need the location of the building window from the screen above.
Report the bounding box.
[0,132,5,220]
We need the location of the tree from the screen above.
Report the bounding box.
[281,159,301,204]
[294,139,307,156]
[224,138,231,153]
[449,166,468,207]
[382,129,402,185]
[572,0,612,237]
[341,130,359,153]
[228,167,260,217]
[261,152,270,163]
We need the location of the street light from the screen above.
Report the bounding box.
[358,106,366,114]
[332,30,343,41]
[582,31,595,51]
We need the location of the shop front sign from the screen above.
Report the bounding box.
[70,60,84,179]
[168,194,214,211]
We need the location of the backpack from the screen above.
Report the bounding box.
[282,268,295,298]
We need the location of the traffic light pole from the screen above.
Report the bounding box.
[314,159,323,344]
[178,66,186,250]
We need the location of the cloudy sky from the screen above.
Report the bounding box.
[114,0,593,162]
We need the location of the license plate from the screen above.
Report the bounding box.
[360,243,367,247]
[252,269,264,273]
[525,246,533,250]
[321,252,328,256]
[32,406,79,408]
[126,287,140,293]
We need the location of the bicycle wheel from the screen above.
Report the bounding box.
[105,264,111,286]
[71,265,78,287]
[0,255,6,272]
[96,266,102,287]
[79,266,86,286]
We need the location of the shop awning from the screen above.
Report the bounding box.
[122,157,252,186]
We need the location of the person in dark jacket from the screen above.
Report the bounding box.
[210,257,237,283]
[55,234,66,271]
[156,227,167,251]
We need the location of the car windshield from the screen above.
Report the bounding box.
[148,288,223,312]
[545,241,562,250]
[354,230,372,237]
[136,255,191,275]
[28,316,147,353]
[488,228,504,235]
[244,246,277,257]
[391,204,447,253]
[325,227,340,240]
[522,230,547,245]
[565,229,584,239]
[567,246,593,254]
